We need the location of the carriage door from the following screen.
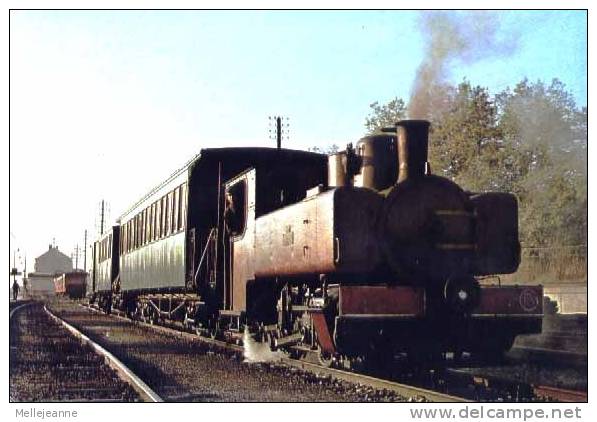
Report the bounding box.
[224,168,256,313]
[187,228,196,288]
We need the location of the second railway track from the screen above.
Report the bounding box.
[9,302,146,402]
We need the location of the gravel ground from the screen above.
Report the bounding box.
[48,300,409,402]
[9,303,140,402]
[450,362,587,392]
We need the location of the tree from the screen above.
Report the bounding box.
[427,80,502,191]
[363,78,587,248]
[496,78,587,246]
[364,97,407,134]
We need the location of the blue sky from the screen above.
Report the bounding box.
[9,10,587,262]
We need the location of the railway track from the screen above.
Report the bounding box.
[9,301,152,402]
[107,308,463,402]
[532,385,588,402]
[57,301,463,402]
[52,299,586,403]
[43,306,162,402]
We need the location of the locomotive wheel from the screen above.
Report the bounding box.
[317,348,335,367]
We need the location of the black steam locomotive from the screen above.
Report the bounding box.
[92,120,543,363]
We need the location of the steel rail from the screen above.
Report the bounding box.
[280,357,468,402]
[44,305,163,403]
[9,301,34,319]
[81,304,467,402]
[532,385,588,403]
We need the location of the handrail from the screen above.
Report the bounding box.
[193,228,216,285]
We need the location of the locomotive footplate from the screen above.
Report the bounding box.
[322,284,543,357]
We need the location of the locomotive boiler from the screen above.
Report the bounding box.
[92,119,543,365]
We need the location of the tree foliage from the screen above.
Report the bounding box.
[365,98,408,134]
[365,78,587,248]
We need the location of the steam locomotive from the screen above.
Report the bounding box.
[92,120,543,364]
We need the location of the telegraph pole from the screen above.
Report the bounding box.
[74,244,80,270]
[100,200,105,235]
[83,230,87,273]
[269,116,289,149]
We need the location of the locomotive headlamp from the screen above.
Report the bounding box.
[443,276,480,313]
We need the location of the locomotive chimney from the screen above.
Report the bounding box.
[396,120,430,183]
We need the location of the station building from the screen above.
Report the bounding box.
[26,244,73,297]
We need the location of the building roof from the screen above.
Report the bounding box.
[34,245,73,274]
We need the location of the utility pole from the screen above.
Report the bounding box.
[269,116,289,149]
[83,230,87,273]
[100,200,105,235]
[74,244,80,271]
[276,116,282,149]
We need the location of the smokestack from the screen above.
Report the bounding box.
[396,120,430,183]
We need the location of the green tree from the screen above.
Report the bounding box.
[496,78,587,246]
[364,97,407,134]
[427,81,503,191]
[363,78,587,249]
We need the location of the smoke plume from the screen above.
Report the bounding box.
[409,11,518,119]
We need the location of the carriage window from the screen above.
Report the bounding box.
[139,213,143,246]
[172,188,179,234]
[147,208,151,242]
[142,210,146,245]
[137,214,141,248]
[136,215,140,247]
[159,197,165,238]
[225,180,247,237]
[178,184,184,231]
[164,195,169,236]
[144,211,147,245]
[145,208,150,244]
[156,201,160,240]
[169,192,174,236]
[140,211,144,246]
[132,217,136,249]
[152,206,155,240]
[155,202,158,239]
[165,192,172,237]
[179,183,186,231]
[132,218,136,249]
[179,185,184,231]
